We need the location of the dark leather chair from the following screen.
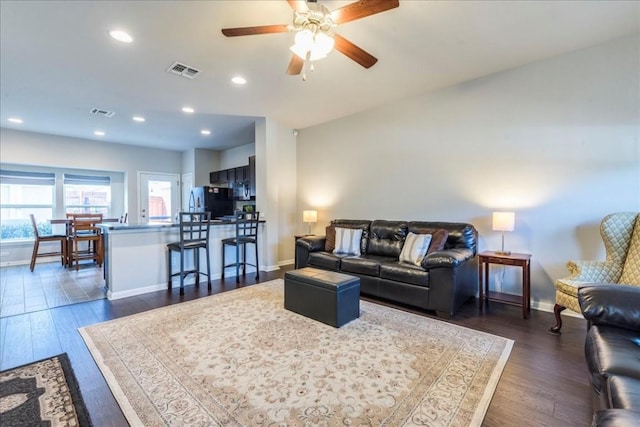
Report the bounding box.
[167,211,211,295]
[29,214,67,272]
[221,211,260,283]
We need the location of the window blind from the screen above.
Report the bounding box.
[63,173,111,186]
[0,169,55,185]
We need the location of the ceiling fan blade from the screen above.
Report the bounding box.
[331,0,399,24]
[221,24,289,37]
[287,0,309,13]
[333,34,378,69]
[286,55,304,75]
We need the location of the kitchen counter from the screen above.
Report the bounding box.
[98,219,265,231]
[98,221,264,300]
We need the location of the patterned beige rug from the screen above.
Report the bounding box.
[80,279,513,426]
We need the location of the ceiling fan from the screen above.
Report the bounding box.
[221,0,400,77]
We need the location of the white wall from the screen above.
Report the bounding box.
[255,118,297,270]
[296,35,640,312]
[276,128,297,265]
[194,148,220,186]
[0,128,183,224]
[220,143,255,170]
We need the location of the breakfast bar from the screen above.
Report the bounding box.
[98,220,264,300]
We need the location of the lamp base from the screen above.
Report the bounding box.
[494,250,511,256]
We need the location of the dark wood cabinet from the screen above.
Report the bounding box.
[249,156,256,198]
[209,156,256,199]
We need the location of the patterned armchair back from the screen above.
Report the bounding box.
[601,212,638,266]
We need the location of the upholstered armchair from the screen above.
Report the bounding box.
[549,212,640,335]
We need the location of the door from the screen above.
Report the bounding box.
[138,172,180,224]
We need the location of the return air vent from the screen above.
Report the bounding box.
[90,108,115,118]
[166,61,200,79]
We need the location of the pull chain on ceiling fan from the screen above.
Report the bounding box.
[221,0,400,78]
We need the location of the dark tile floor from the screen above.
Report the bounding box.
[0,262,106,318]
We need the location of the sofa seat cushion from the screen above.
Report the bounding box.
[340,256,384,276]
[309,252,345,270]
[586,325,640,396]
[379,262,429,287]
[606,375,640,410]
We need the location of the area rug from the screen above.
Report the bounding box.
[80,279,513,426]
[0,353,92,426]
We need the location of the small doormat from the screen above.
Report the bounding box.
[0,353,92,426]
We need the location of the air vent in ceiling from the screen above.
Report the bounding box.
[90,108,115,118]
[166,61,200,79]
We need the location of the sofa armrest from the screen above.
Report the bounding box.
[296,236,326,252]
[422,248,475,269]
[578,285,640,331]
[566,260,622,283]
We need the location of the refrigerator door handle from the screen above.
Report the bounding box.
[188,191,195,212]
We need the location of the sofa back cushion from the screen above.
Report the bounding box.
[368,220,408,257]
[331,220,371,255]
[408,221,477,255]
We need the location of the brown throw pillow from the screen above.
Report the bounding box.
[325,225,336,252]
[426,229,449,254]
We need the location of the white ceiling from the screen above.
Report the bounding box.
[1,0,638,152]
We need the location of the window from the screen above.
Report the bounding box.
[0,170,55,240]
[64,174,111,215]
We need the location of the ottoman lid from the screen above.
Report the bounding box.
[285,267,360,291]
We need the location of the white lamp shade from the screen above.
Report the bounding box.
[303,210,317,223]
[492,211,515,232]
[290,29,334,61]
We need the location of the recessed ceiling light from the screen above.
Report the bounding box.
[8,117,23,124]
[182,107,195,114]
[94,130,105,136]
[109,29,133,43]
[201,129,211,135]
[132,116,145,122]
[231,76,247,85]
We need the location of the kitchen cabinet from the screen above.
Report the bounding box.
[210,156,256,199]
[249,156,256,198]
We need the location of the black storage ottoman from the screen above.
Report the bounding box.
[284,267,360,327]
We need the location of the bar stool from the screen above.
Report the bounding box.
[221,211,260,283]
[29,214,67,272]
[167,211,211,295]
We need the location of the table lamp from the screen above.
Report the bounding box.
[492,211,515,255]
[303,210,317,235]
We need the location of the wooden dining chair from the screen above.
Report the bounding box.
[29,214,67,272]
[68,213,103,270]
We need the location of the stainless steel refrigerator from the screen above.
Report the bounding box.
[188,186,234,218]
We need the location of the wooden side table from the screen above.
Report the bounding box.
[478,251,532,319]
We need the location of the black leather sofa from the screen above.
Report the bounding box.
[295,219,478,318]
[578,285,640,426]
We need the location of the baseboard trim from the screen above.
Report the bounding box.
[531,300,583,318]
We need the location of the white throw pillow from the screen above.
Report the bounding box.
[399,232,433,266]
[333,227,363,256]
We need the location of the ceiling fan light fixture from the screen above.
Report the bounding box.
[290,28,334,61]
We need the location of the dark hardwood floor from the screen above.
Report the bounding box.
[0,265,591,426]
